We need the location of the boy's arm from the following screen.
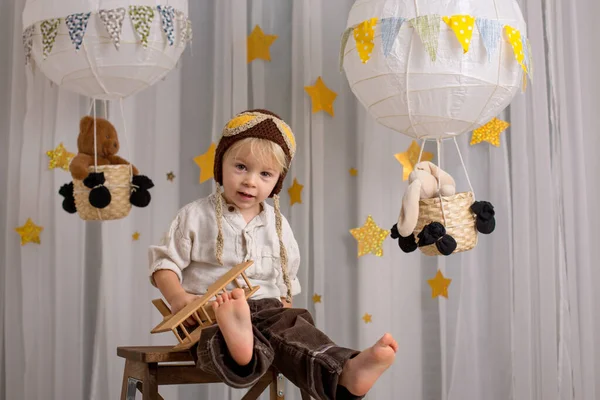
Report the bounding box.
[153,269,199,321]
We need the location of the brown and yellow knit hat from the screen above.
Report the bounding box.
[213,109,296,302]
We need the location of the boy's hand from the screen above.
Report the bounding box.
[280,297,292,308]
[168,291,200,326]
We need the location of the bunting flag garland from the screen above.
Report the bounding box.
[40,19,60,59]
[23,26,34,65]
[380,17,405,57]
[129,6,155,49]
[157,5,175,46]
[99,8,126,50]
[339,14,532,82]
[66,12,91,51]
[411,15,440,62]
[353,17,378,63]
[443,14,475,53]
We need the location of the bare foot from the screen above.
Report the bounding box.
[212,288,253,366]
[338,333,398,396]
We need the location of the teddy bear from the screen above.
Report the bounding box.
[69,115,139,180]
[59,116,154,213]
[390,161,496,256]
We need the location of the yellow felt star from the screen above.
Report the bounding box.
[304,77,337,117]
[15,218,43,246]
[394,141,434,181]
[349,168,358,177]
[247,25,278,63]
[193,142,216,184]
[312,294,322,304]
[288,178,304,206]
[132,232,140,241]
[428,270,452,299]
[350,215,389,257]
[362,313,372,323]
[46,143,75,171]
[166,171,175,182]
[470,118,510,147]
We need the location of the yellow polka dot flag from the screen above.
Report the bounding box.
[443,15,476,53]
[353,18,378,63]
[505,25,527,73]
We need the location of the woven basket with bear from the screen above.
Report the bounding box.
[73,165,132,221]
[413,191,477,256]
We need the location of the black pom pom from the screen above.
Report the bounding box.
[58,182,77,213]
[417,222,456,256]
[89,186,111,209]
[130,189,151,208]
[471,201,496,234]
[397,233,418,253]
[83,172,106,189]
[390,224,400,239]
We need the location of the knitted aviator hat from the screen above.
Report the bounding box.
[213,109,296,302]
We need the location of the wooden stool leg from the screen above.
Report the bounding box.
[120,360,133,400]
[142,363,160,400]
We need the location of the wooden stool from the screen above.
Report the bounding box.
[117,346,284,400]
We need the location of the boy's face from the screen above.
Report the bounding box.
[221,142,281,217]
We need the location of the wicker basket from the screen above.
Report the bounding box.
[414,191,477,256]
[73,165,132,221]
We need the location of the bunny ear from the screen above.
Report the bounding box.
[398,179,422,237]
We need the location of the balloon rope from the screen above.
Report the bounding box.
[437,139,447,225]
[93,100,98,170]
[453,137,475,200]
[119,98,134,181]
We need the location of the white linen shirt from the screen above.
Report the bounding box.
[148,192,301,300]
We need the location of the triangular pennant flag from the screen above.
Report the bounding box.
[22,26,34,65]
[157,5,175,46]
[353,18,378,63]
[176,11,187,46]
[40,19,60,59]
[66,12,91,51]
[339,26,354,72]
[129,6,155,49]
[442,15,475,53]
[380,17,405,57]
[475,18,503,61]
[99,8,126,50]
[521,32,530,77]
[526,38,534,82]
[505,25,527,73]
[186,18,193,44]
[411,15,440,62]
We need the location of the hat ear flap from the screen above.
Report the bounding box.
[397,179,422,237]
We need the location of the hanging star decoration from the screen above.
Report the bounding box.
[46,143,75,171]
[304,76,338,117]
[132,231,140,241]
[193,142,216,184]
[349,168,358,177]
[288,178,304,206]
[394,140,434,181]
[362,313,373,324]
[470,118,510,147]
[312,294,322,304]
[15,218,44,246]
[247,25,278,63]
[166,171,176,182]
[428,270,452,299]
[350,215,389,257]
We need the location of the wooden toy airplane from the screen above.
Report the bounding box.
[151,261,259,351]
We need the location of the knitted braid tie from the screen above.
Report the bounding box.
[273,194,292,303]
[215,184,224,265]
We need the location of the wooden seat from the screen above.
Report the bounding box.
[117,346,284,400]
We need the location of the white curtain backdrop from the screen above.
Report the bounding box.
[2,0,600,399]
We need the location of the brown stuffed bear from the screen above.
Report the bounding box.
[69,116,139,180]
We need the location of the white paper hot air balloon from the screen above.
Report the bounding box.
[22,0,190,100]
[341,0,530,139]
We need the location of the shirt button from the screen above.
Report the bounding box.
[228,206,235,212]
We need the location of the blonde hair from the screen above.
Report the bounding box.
[223,137,287,174]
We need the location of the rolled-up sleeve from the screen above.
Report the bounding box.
[148,212,192,286]
[276,217,301,297]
